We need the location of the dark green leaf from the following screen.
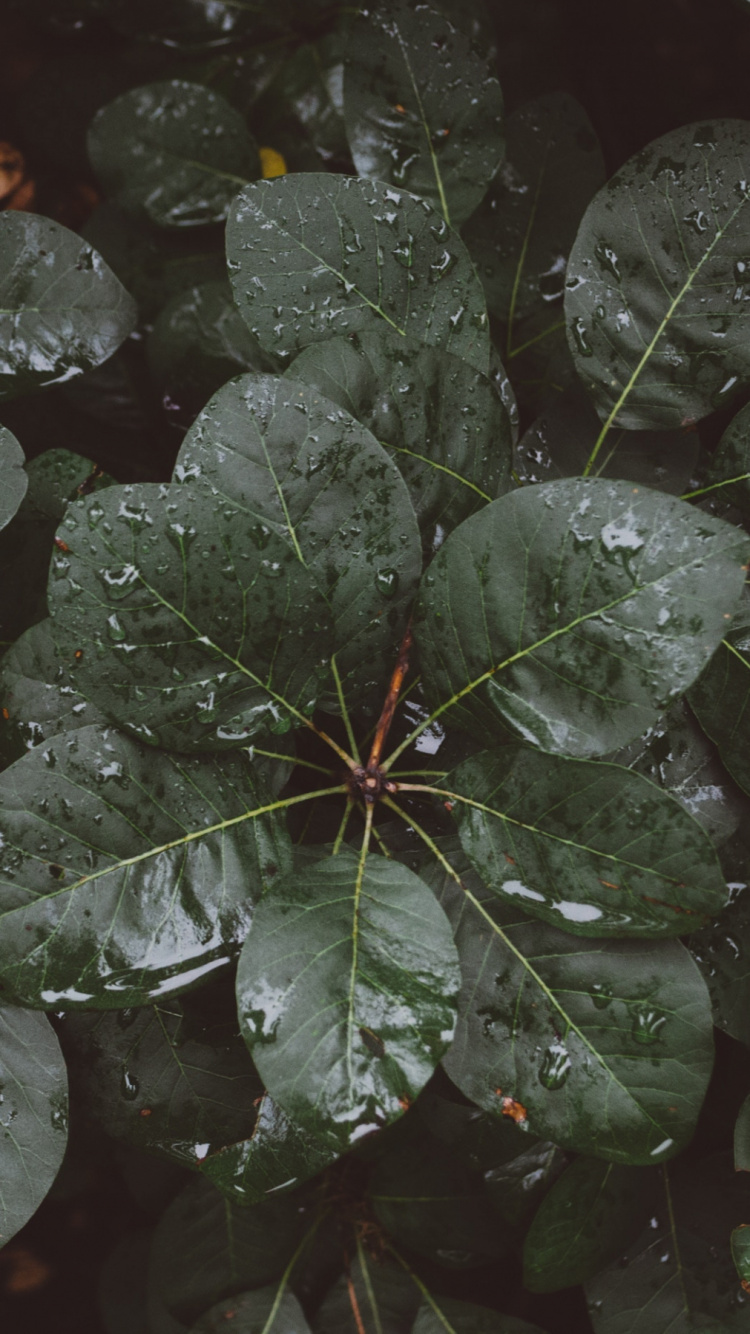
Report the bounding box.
[523,1156,654,1293]
[0,1006,68,1247]
[0,425,26,531]
[733,1226,750,1289]
[200,1092,337,1204]
[442,885,714,1163]
[447,746,728,937]
[415,1079,537,1174]
[284,333,512,554]
[343,2,504,227]
[483,1139,564,1231]
[226,173,490,371]
[0,619,107,766]
[414,478,748,758]
[88,82,258,229]
[462,93,604,340]
[687,837,750,1044]
[689,600,750,795]
[412,1301,546,1334]
[110,0,282,49]
[705,397,750,513]
[566,119,750,432]
[0,724,291,1007]
[256,35,349,170]
[312,1254,420,1334]
[172,372,421,709]
[736,1093,750,1171]
[586,1155,750,1332]
[48,482,334,752]
[236,845,460,1151]
[0,212,136,399]
[189,1287,312,1333]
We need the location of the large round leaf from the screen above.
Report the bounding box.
[441,873,714,1164]
[88,81,258,228]
[565,120,750,432]
[690,601,750,795]
[343,2,504,227]
[226,173,490,371]
[0,725,291,1008]
[0,1007,68,1247]
[413,478,749,758]
[285,333,512,553]
[48,482,333,752]
[0,212,136,399]
[172,373,421,709]
[0,425,26,531]
[236,845,461,1151]
[445,747,728,937]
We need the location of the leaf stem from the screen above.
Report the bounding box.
[386,1244,456,1332]
[252,746,332,776]
[345,805,374,1094]
[680,472,750,501]
[355,1236,385,1334]
[367,622,413,771]
[332,653,361,762]
[259,1209,330,1334]
[333,799,354,855]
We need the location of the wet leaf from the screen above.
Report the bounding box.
[48,481,334,752]
[343,2,504,226]
[462,93,604,341]
[225,173,490,371]
[523,1156,655,1293]
[110,0,282,49]
[284,332,512,555]
[414,478,749,758]
[705,397,750,514]
[442,878,714,1163]
[200,1092,337,1205]
[256,35,349,170]
[88,81,258,229]
[172,373,421,712]
[412,1301,547,1333]
[236,845,460,1151]
[689,600,750,796]
[0,1007,68,1248]
[687,839,750,1045]
[0,212,136,400]
[446,746,728,937]
[566,119,750,432]
[0,425,26,531]
[189,1286,312,1333]
[0,724,291,1008]
[0,619,107,767]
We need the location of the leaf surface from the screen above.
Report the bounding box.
[0,425,26,531]
[189,1287,312,1333]
[705,397,750,514]
[412,1301,546,1333]
[689,601,750,795]
[0,619,107,766]
[200,1092,336,1204]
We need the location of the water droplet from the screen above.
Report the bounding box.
[591,983,614,1009]
[374,568,399,598]
[260,560,284,578]
[538,1040,572,1090]
[571,317,593,356]
[630,1005,667,1045]
[594,241,621,281]
[106,613,126,642]
[120,1070,139,1100]
[429,249,457,283]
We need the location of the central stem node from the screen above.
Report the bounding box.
[347,765,398,805]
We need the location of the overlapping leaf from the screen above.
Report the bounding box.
[414,478,748,758]
[413,1303,546,1334]
[690,600,750,795]
[0,619,107,766]
[201,1092,337,1204]
[0,425,26,531]
[109,0,282,49]
[189,1287,312,1334]
[0,725,291,1007]
[313,1254,420,1334]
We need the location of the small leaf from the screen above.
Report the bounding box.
[522,1156,655,1292]
[0,1006,68,1248]
[566,119,750,431]
[447,746,728,937]
[0,725,291,1007]
[689,600,750,796]
[226,173,490,371]
[414,478,749,758]
[0,425,26,531]
[200,1092,337,1204]
[412,1300,546,1333]
[236,845,460,1151]
[0,212,136,399]
[88,81,258,228]
[189,1287,312,1334]
[343,2,504,226]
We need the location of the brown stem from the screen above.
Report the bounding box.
[367,621,413,772]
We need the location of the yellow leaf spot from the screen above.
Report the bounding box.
[259,147,287,179]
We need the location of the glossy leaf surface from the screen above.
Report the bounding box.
[0,212,136,399]
[687,849,750,1045]
[447,746,728,937]
[110,0,280,49]
[707,397,750,514]
[343,2,504,226]
[226,173,490,371]
[236,846,460,1150]
[189,1287,312,1334]
[285,333,512,554]
[0,1006,68,1247]
[689,602,750,795]
[414,479,748,758]
[566,119,750,430]
[172,373,421,706]
[200,1092,336,1204]
[0,725,291,1007]
[48,482,333,751]
[0,618,107,766]
[88,81,258,228]
[0,425,26,531]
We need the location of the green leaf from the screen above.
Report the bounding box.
[148,1177,313,1327]
[586,1155,750,1332]
[57,992,263,1166]
[0,724,292,1007]
[0,425,26,531]
[565,119,750,435]
[200,1092,337,1204]
[689,601,750,795]
[313,1253,420,1334]
[414,478,749,758]
[189,1287,312,1334]
[0,1006,68,1248]
[109,0,281,49]
[0,212,136,399]
[172,372,421,709]
[343,2,504,227]
[462,92,604,342]
[88,81,258,229]
[412,1300,546,1334]
[522,1156,655,1293]
[483,1139,564,1231]
[225,173,490,372]
[737,1094,750,1171]
[733,1226,750,1289]
[284,333,512,554]
[236,845,461,1151]
[699,397,750,514]
[442,883,714,1164]
[0,619,107,767]
[48,482,334,752]
[687,834,750,1044]
[256,34,349,170]
[446,746,728,937]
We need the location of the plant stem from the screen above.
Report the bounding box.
[367,622,413,771]
[332,653,361,762]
